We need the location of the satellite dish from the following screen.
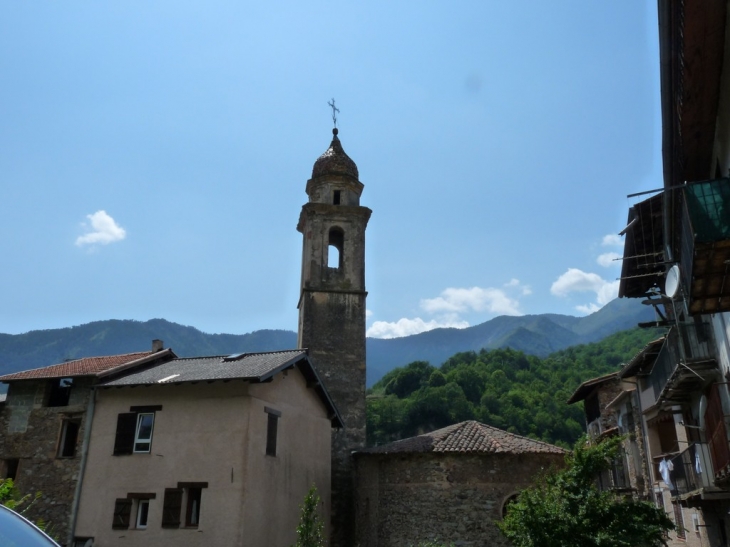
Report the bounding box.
[665,265,681,298]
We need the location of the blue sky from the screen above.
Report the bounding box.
[0,1,661,338]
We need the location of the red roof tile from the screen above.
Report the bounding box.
[358,420,567,456]
[0,351,160,381]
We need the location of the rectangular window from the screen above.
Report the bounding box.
[47,378,73,407]
[185,488,201,527]
[112,498,132,529]
[136,499,150,529]
[333,190,341,205]
[133,413,155,453]
[58,419,80,458]
[265,407,281,457]
[113,406,162,456]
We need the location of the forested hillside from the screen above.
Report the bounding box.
[366,327,663,448]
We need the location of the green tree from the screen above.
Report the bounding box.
[292,485,326,547]
[498,436,674,547]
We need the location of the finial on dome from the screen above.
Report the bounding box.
[333,128,339,136]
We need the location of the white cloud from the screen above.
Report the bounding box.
[504,278,532,295]
[421,287,522,316]
[576,303,600,314]
[597,252,621,267]
[76,211,126,246]
[602,234,623,247]
[550,268,620,313]
[366,317,469,339]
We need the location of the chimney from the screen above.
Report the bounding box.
[152,339,164,352]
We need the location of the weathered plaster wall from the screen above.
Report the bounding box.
[354,452,564,547]
[75,369,331,547]
[0,379,91,542]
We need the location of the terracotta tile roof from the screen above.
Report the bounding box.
[0,351,165,381]
[357,420,567,456]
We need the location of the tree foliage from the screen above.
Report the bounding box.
[292,485,326,547]
[367,328,662,447]
[498,436,675,547]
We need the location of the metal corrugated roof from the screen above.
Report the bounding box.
[100,350,307,386]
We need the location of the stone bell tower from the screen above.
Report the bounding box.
[297,127,371,546]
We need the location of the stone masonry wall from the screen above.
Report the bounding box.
[0,379,91,544]
[355,452,565,547]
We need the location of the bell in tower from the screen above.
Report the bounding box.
[297,124,371,546]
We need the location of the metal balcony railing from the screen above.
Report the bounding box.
[667,443,714,498]
[644,323,716,407]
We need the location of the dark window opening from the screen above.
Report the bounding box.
[185,488,202,527]
[2,459,18,480]
[327,227,344,270]
[58,420,80,458]
[333,190,341,205]
[584,392,600,424]
[502,494,519,519]
[47,378,73,407]
[112,498,133,529]
[265,408,280,457]
[136,499,150,529]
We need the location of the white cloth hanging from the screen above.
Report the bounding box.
[695,451,702,474]
[659,458,674,489]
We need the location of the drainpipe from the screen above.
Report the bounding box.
[67,387,96,546]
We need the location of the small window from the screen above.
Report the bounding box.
[265,407,281,457]
[73,538,94,547]
[47,378,73,407]
[2,459,18,480]
[185,488,202,527]
[112,498,133,529]
[333,190,341,205]
[58,419,81,458]
[136,499,150,529]
[134,413,155,453]
[113,407,161,456]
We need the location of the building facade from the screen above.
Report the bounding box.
[0,345,175,545]
[613,1,730,544]
[354,421,566,547]
[73,350,341,547]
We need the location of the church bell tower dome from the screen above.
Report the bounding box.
[311,128,359,180]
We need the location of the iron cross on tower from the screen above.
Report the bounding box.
[328,98,340,128]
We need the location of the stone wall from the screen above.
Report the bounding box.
[354,451,565,547]
[0,379,92,544]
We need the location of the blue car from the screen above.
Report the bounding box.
[0,505,60,546]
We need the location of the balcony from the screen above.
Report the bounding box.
[597,452,631,492]
[666,443,714,499]
[641,322,716,408]
[678,178,730,315]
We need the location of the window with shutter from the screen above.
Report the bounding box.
[161,488,183,528]
[112,498,132,529]
[113,413,138,456]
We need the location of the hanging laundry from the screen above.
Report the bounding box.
[659,458,674,490]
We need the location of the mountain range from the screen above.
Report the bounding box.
[0,297,654,388]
